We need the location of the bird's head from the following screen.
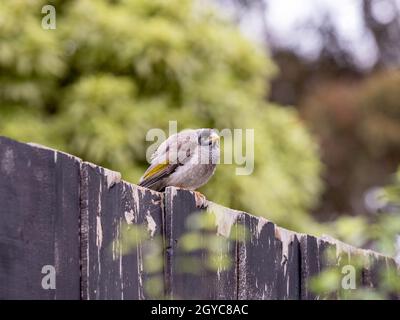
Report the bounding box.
[197,129,220,147]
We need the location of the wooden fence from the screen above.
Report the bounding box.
[0,136,398,299]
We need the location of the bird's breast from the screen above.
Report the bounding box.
[168,162,216,190]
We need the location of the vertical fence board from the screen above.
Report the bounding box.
[80,163,164,300]
[317,239,338,299]
[300,235,320,300]
[361,252,400,298]
[164,187,238,299]
[206,202,240,299]
[238,216,281,299]
[0,137,81,299]
[275,227,301,299]
[1,136,399,300]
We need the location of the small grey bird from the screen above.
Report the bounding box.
[139,129,220,193]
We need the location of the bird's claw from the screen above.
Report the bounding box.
[194,191,208,209]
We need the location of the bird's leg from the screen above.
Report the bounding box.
[194,191,208,209]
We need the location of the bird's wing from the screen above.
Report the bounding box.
[139,130,198,189]
[138,162,180,189]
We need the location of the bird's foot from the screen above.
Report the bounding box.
[194,191,208,209]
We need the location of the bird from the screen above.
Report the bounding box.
[139,128,220,203]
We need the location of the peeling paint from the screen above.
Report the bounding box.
[321,234,388,260]
[238,242,247,300]
[137,243,144,299]
[10,136,395,299]
[130,184,140,217]
[275,226,295,268]
[28,142,79,162]
[85,161,98,169]
[146,212,157,237]
[208,202,240,238]
[169,187,178,203]
[97,183,102,214]
[1,147,15,175]
[96,216,103,248]
[124,210,135,225]
[96,182,103,249]
[256,217,268,238]
[112,235,116,262]
[103,168,121,188]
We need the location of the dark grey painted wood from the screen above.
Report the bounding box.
[300,235,320,300]
[318,239,338,299]
[0,136,398,300]
[361,252,400,299]
[164,187,238,299]
[80,163,164,300]
[0,137,81,299]
[238,215,281,299]
[276,228,301,299]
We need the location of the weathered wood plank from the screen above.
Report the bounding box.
[300,235,320,300]
[318,238,338,299]
[1,136,398,300]
[301,236,347,300]
[164,187,239,299]
[238,215,281,299]
[0,137,81,299]
[275,227,301,299]
[321,236,400,299]
[206,202,241,299]
[80,162,164,300]
[360,249,400,299]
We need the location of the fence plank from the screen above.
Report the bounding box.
[1,136,399,300]
[0,137,81,299]
[238,216,281,299]
[318,239,338,299]
[164,187,238,299]
[275,227,301,299]
[80,162,164,299]
[300,235,320,300]
[361,251,400,298]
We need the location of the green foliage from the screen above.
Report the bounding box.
[310,252,400,300]
[311,166,400,299]
[116,208,242,299]
[360,71,400,157]
[0,0,322,231]
[116,222,165,298]
[301,70,400,218]
[177,210,235,274]
[330,166,400,256]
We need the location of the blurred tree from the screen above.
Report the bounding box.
[0,0,323,232]
[363,0,400,67]
[310,166,400,299]
[301,70,400,218]
[217,0,400,220]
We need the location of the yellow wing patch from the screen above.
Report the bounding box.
[143,162,169,180]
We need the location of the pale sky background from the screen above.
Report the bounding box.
[236,0,400,69]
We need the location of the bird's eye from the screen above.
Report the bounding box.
[198,132,211,146]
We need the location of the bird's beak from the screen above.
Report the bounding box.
[209,132,220,144]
